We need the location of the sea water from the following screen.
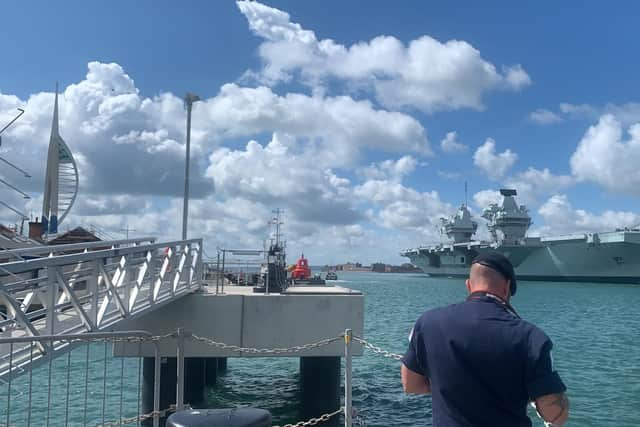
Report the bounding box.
[208,272,640,426]
[2,272,639,426]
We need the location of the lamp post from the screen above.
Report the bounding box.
[182,93,200,240]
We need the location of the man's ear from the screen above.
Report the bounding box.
[465,278,472,293]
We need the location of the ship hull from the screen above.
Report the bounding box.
[402,231,640,284]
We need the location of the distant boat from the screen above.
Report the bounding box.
[290,253,325,285]
[325,271,338,280]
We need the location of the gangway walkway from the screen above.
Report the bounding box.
[0,237,203,379]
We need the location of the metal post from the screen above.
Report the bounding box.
[89,261,99,328]
[216,251,220,294]
[176,328,185,411]
[46,266,57,335]
[182,93,200,240]
[153,346,161,427]
[344,329,353,427]
[221,250,226,294]
[194,241,203,286]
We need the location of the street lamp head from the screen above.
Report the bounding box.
[184,93,201,108]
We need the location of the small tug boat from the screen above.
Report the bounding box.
[325,271,338,281]
[289,253,325,285]
[253,210,289,293]
[253,240,288,293]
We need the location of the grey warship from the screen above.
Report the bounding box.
[401,189,640,283]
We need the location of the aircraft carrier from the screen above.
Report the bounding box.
[401,189,640,283]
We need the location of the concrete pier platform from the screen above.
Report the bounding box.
[114,284,364,358]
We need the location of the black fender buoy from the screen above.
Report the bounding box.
[166,408,272,427]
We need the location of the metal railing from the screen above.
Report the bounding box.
[0,237,158,262]
[0,331,163,427]
[0,238,203,377]
[0,329,358,427]
[0,326,553,427]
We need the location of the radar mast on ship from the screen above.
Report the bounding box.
[482,189,531,245]
[439,182,478,243]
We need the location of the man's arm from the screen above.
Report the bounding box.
[401,363,431,394]
[534,392,569,426]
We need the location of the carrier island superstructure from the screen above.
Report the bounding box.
[401,189,640,283]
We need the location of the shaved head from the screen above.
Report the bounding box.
[467,263,511,300]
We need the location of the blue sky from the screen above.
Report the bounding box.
[2,1,640,263]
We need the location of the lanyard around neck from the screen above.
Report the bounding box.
[467,291,521,319]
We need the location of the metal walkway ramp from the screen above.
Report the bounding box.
[0,237,203,378]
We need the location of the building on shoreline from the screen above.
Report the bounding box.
[323,262,423,273]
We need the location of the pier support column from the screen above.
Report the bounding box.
[204,357,218,386]
[300,357,340,427]
[184,358,206,405]
[142,357,176,427]
[142,357,207,426]
[217,357,227,372]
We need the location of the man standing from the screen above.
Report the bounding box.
[401,252,569,426]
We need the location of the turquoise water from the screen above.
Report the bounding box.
[2,272,639,426]
[208,272,640,426]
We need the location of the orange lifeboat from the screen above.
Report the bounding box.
[290,253,312,280]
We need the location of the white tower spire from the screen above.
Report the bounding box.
[41,83,79,236]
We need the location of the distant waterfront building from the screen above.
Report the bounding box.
[341,262,371,272]
[330,262,423,273]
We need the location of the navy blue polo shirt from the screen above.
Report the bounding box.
[403,294,566,427]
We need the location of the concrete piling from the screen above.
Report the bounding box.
[184,358,206,405]
[142,357,176,427]
[205,357,218,386]
[142,357,207,426]
[299,356,341,427]
[217,357,228,372]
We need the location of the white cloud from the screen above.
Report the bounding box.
[473,138,517,180]
[206,133,363,226]
[74,195,151,216]
[1,62,431,209]
[504,64,532,89]
[603,103,640,126]
[0,42,452,266]
[505,167,574,205]
[440,131,468,154]
[570,114,640,195]
[0,59,436,232]
[529,108,563,125]
[357,156,417,182]
[354,176,453,231]
[0,62,212,200]
[237,1,531,113]
[559,102,598,117]
[531,102,640,127]
[536,194,640,235]
[201,83,432,163]
[473,189,502,209]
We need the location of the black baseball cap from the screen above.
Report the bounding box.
[471,252,517,296]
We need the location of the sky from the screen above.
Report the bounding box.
[2,1,640,264]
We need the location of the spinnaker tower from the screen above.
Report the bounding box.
[41,86,78,235]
